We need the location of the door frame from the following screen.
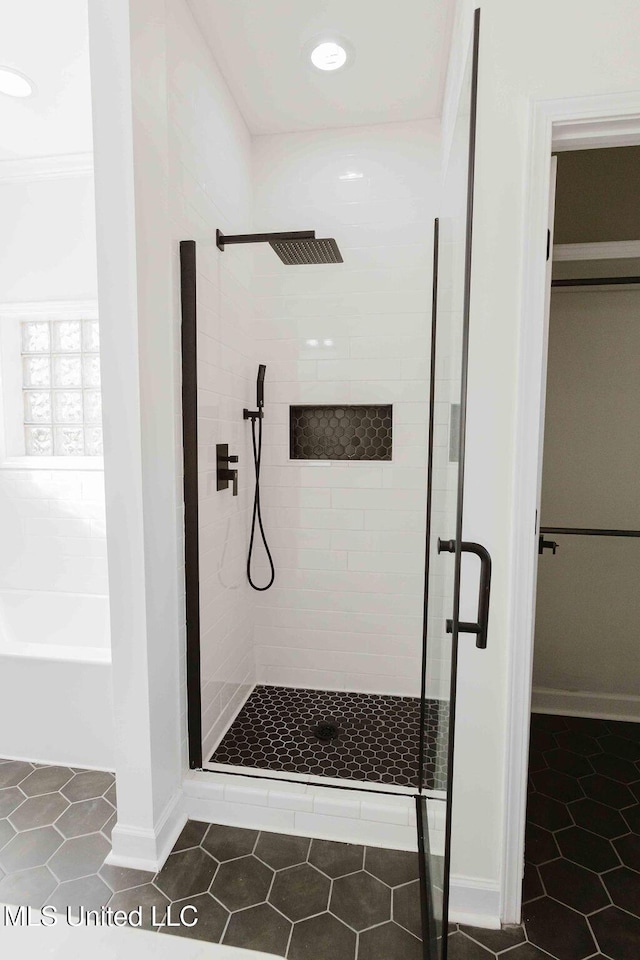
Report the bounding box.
[502,91,640,924]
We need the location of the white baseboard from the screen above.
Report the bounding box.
[105,788,186,873]
[449,875,501,928]
[532,686,640,723]
[0,753,112,773]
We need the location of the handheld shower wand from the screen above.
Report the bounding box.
[256,364,266,410]
[244,366,275,591]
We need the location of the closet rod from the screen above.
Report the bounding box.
[540,526,640,538]
[552,276,640,287]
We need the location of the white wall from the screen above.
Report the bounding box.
[251,121,439,697]
[0,171,108,616]
[0,467,107,597]
[0,174,97,303]
[164,0,257,761]
[89,0,185,869]
[534,288,640,711]
[443,0,640,921]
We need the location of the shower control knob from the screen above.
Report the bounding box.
[216,444,239,496]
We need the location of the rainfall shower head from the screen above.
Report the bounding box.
[216,229,343,265]
[269,236,342,265]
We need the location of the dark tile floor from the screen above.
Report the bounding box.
[449,713,640,960]
[1,712,638,959]
[0,764,424,958]
[210,684,449,790]
[148,824,424,958]
[0,760,116,910]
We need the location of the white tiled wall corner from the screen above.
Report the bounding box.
[251,120,444,698]
[165,0,257,758]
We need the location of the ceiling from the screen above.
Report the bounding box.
[187,0,455,135]
[0,0,93,161]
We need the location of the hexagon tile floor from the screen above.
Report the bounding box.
[1,711,639,960]
[210,685,449,790]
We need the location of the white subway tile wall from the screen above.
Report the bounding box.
[166,0,257,760]
[162,3,451,765]
[0,469,108,595]
[251,121,442,698]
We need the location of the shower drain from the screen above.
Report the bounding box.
[311,720,341,744]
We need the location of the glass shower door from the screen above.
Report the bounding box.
[417,10,488,957]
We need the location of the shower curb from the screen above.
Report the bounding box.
[182,769,444,852]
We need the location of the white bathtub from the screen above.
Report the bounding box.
[0,916,281,960]
[0,591,115,770]
[0,913,280,959]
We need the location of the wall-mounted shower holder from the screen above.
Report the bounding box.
[216,444,238,496]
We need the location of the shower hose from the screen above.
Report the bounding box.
[247,413,275,591]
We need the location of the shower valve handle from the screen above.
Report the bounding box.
[216,444,239,496]
[220,465,238,496]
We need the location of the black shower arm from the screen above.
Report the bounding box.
[216,229,315,251]
[439,539,492,649]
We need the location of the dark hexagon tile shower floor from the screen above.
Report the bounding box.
[210,684,449,789]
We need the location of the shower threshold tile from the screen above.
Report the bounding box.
[205,762,312,784]
[304,772,416,794]
[209,685,448,789]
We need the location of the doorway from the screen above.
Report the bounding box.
[521,146,640,955]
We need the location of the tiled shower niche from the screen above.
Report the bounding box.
[290,404,392,461]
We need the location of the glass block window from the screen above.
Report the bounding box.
[21,319,102,456]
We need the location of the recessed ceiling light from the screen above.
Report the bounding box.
[0,67,34,98]
[310,41,348,72]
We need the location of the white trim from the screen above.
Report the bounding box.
[106,789,186,873]
[553,240,640,261]
[0,299,98,320]
[0,153,93,184]
[0,753,112,773]
[503,91,640,926]
[553,115,640,151]
[0,456,104,471]
[532,688,640,724]
[449,876,501,929]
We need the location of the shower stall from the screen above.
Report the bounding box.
[179,6,485,952]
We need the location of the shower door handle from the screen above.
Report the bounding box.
[438,539,492,649]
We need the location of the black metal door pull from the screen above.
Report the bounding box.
[438,539,492,649]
